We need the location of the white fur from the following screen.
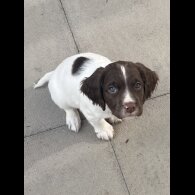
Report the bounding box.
[120,66,135,104]
[121,66,126,81]
[34,53,118,140]
[123,90,135,103]
[65,109,81,132]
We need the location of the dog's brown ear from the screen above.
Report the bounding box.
[80,67,105,110]
[135,63,159,100]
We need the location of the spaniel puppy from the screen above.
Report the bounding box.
[34,53,158,140]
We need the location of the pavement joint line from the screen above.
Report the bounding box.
[109,141,131,195]
[58,0,80,53]
[148,92,169,101]
[24,124,66,139]
[24,92,169,138]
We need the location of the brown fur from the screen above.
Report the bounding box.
[81,61,159,118]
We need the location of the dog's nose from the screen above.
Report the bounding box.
[123,102,136,113]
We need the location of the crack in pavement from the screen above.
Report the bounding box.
[58,0,80,53]
[109,140,131,195]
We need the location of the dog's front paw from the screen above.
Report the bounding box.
[107,116,122,124]
[96,125,114,140]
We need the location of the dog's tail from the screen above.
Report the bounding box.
[33,71,54,89]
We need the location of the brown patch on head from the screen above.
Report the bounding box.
[135,62,159,101]
[101,61,146,118]
[80,61,158,119]
[101,63,126,116]
[80,67,105,110]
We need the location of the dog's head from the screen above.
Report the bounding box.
[81,61,159,119]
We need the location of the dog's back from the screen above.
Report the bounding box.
[44,53,111,109]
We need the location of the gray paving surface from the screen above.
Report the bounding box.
[24,87,86,137]
[24,0,77,89]
[24,124,129,195]
[24,0,170,194]
[112,95,170,195]
[61,0,170,97]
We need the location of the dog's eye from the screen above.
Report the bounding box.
[108,85,118,94]
[134,82,142,89]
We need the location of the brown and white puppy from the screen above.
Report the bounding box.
[34,53,158,140]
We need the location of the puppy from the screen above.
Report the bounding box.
[34,53,158,140]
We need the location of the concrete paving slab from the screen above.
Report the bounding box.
[61,0,170,97]
[24,0,77,89]
[24,87,65,137]
[24,87,85,137]
[111,94,170,195]
[24,122,129,195]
